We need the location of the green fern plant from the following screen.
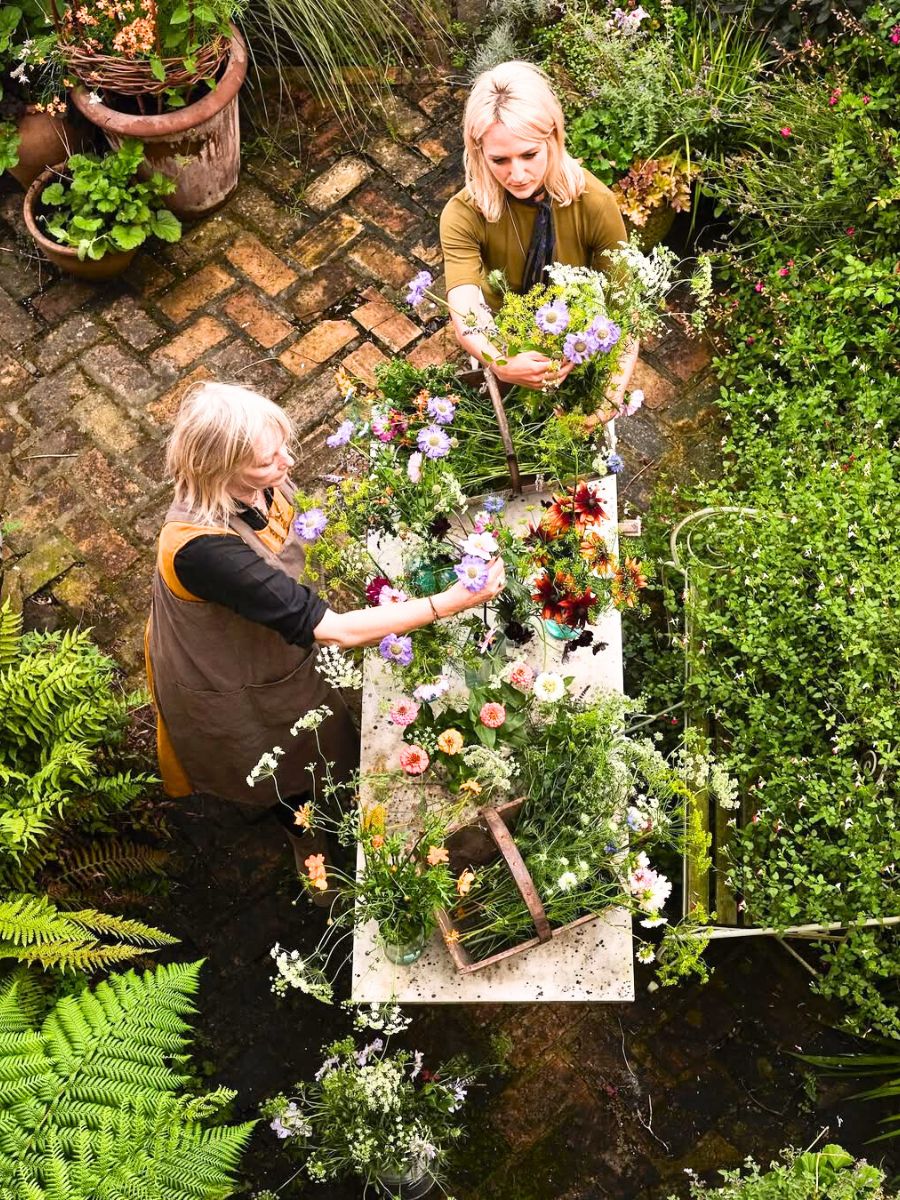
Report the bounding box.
[0,892,178,972]
[0,602,156,879]
[0,960,255,1199]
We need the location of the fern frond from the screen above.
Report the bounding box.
[0,597,23,669]
[0,961,252,1200]
[0,894,177,973]
[56,840,170,889]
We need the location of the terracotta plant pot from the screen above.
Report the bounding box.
[69,26,247,220]
[8,111,86,190]
[23,164,138,281]
[623,202,677,251]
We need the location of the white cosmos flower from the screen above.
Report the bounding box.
[461,530,498,560]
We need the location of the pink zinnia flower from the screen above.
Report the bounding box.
[479,702,506,728]
[389,698,420,727]
[779,126,791,137]
[378,586,409,605]
[399,744,430,775]
[507,661,535,691]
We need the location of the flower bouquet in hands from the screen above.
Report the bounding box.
[262,1019,480,1193]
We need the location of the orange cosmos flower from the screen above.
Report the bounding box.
[457,868,476,896]
[426,845,449,866]
[304,853,329,891]
[612,557,648,608]
[293,804,313,830]
[459,779,483,796]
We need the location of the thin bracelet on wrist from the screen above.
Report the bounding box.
[427,595,441,621]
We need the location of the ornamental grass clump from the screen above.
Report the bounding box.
[262,1029,479,1191]
[38,138,182,260]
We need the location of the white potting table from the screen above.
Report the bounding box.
[351,470,634,1003]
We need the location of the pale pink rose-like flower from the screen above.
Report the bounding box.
[479,701,506,728]
[505,660,535,691]
[389,698,421,726]
[407,451,423,483]
[399,744,430,775]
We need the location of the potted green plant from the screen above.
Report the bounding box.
[613,155,695,249]
[1,2,81,188]
[23,137,182,280]
[47,0,247,218]
[263,1031,479,1197]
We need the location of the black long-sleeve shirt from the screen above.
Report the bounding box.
[173,491,328,647]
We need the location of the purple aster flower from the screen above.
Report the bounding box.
[426,394,456,424]
[607,453,624,473]
[483,494,505,514]
[562,328,600,365]
[416,425,451,459]
[293,508,327,542]
[454,555,490,592]
[270,1117,292,1140]
[405,270,433,307]
[590,316,622,353]
[379,633,414,667]
[535,299,570,334]
[604,842,617,855]
[325,419,354,448]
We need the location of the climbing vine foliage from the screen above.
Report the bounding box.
[0,960,255,1199]
[0,599,154,875]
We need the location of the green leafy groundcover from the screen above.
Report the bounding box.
[640,0,900,1035]
[673,1143,893,1199]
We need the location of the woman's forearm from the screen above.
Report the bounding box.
[313,595,456,650]
[605,338,639,409]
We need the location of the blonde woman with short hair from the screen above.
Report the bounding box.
[440,60,638,399]
[147,381,504,872]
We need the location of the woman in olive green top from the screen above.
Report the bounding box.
[440,60,639,398]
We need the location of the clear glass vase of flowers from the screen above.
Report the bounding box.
[262,1015,481,1196]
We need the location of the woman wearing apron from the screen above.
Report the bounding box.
[146,381,504,877]
[439,60,639,405]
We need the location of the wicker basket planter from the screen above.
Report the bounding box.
[436,798,613,973]
[23,164,138,281]
[69,25,247,220]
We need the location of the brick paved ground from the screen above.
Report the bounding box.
[0,73,887,1198]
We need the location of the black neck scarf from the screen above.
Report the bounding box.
[512,190,555,293]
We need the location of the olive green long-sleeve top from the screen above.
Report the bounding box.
[439,169,627,309]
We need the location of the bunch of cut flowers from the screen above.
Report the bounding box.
[438,692,689,964]
[262,1009,480,1191]
[521,478,648,630]
[389,656,568,801]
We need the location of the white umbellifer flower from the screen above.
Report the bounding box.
[314,645,363,690]
[246,746,285,787]
[533,672,566,703]
[291,705,334,735]
[461,530,499,560]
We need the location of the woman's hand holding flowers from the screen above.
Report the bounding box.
[439,557,506,615]
[493,351,575,390]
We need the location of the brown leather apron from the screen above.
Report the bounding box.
[145,484,357,807]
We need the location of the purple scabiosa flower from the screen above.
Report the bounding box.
[535,299,570,335]
[590,316,621,353]
[454,555,490,592]
[426,394,456,424]
[562,328,600,365]
[417,425,451,459]
[379,633,414,667]
[483,494,505,514]
[405,270,433,306]
[325,419,354,448]
[607,452,624,474]
[293,508,327,542]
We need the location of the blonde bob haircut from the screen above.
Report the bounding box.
[165,380,293,526]
[463,60,585,223]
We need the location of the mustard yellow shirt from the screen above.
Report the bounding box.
[439,170,627,309]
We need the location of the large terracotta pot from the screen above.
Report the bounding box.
[8,111,84,190]
[23,164,138,281]
[69,26,247,220]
